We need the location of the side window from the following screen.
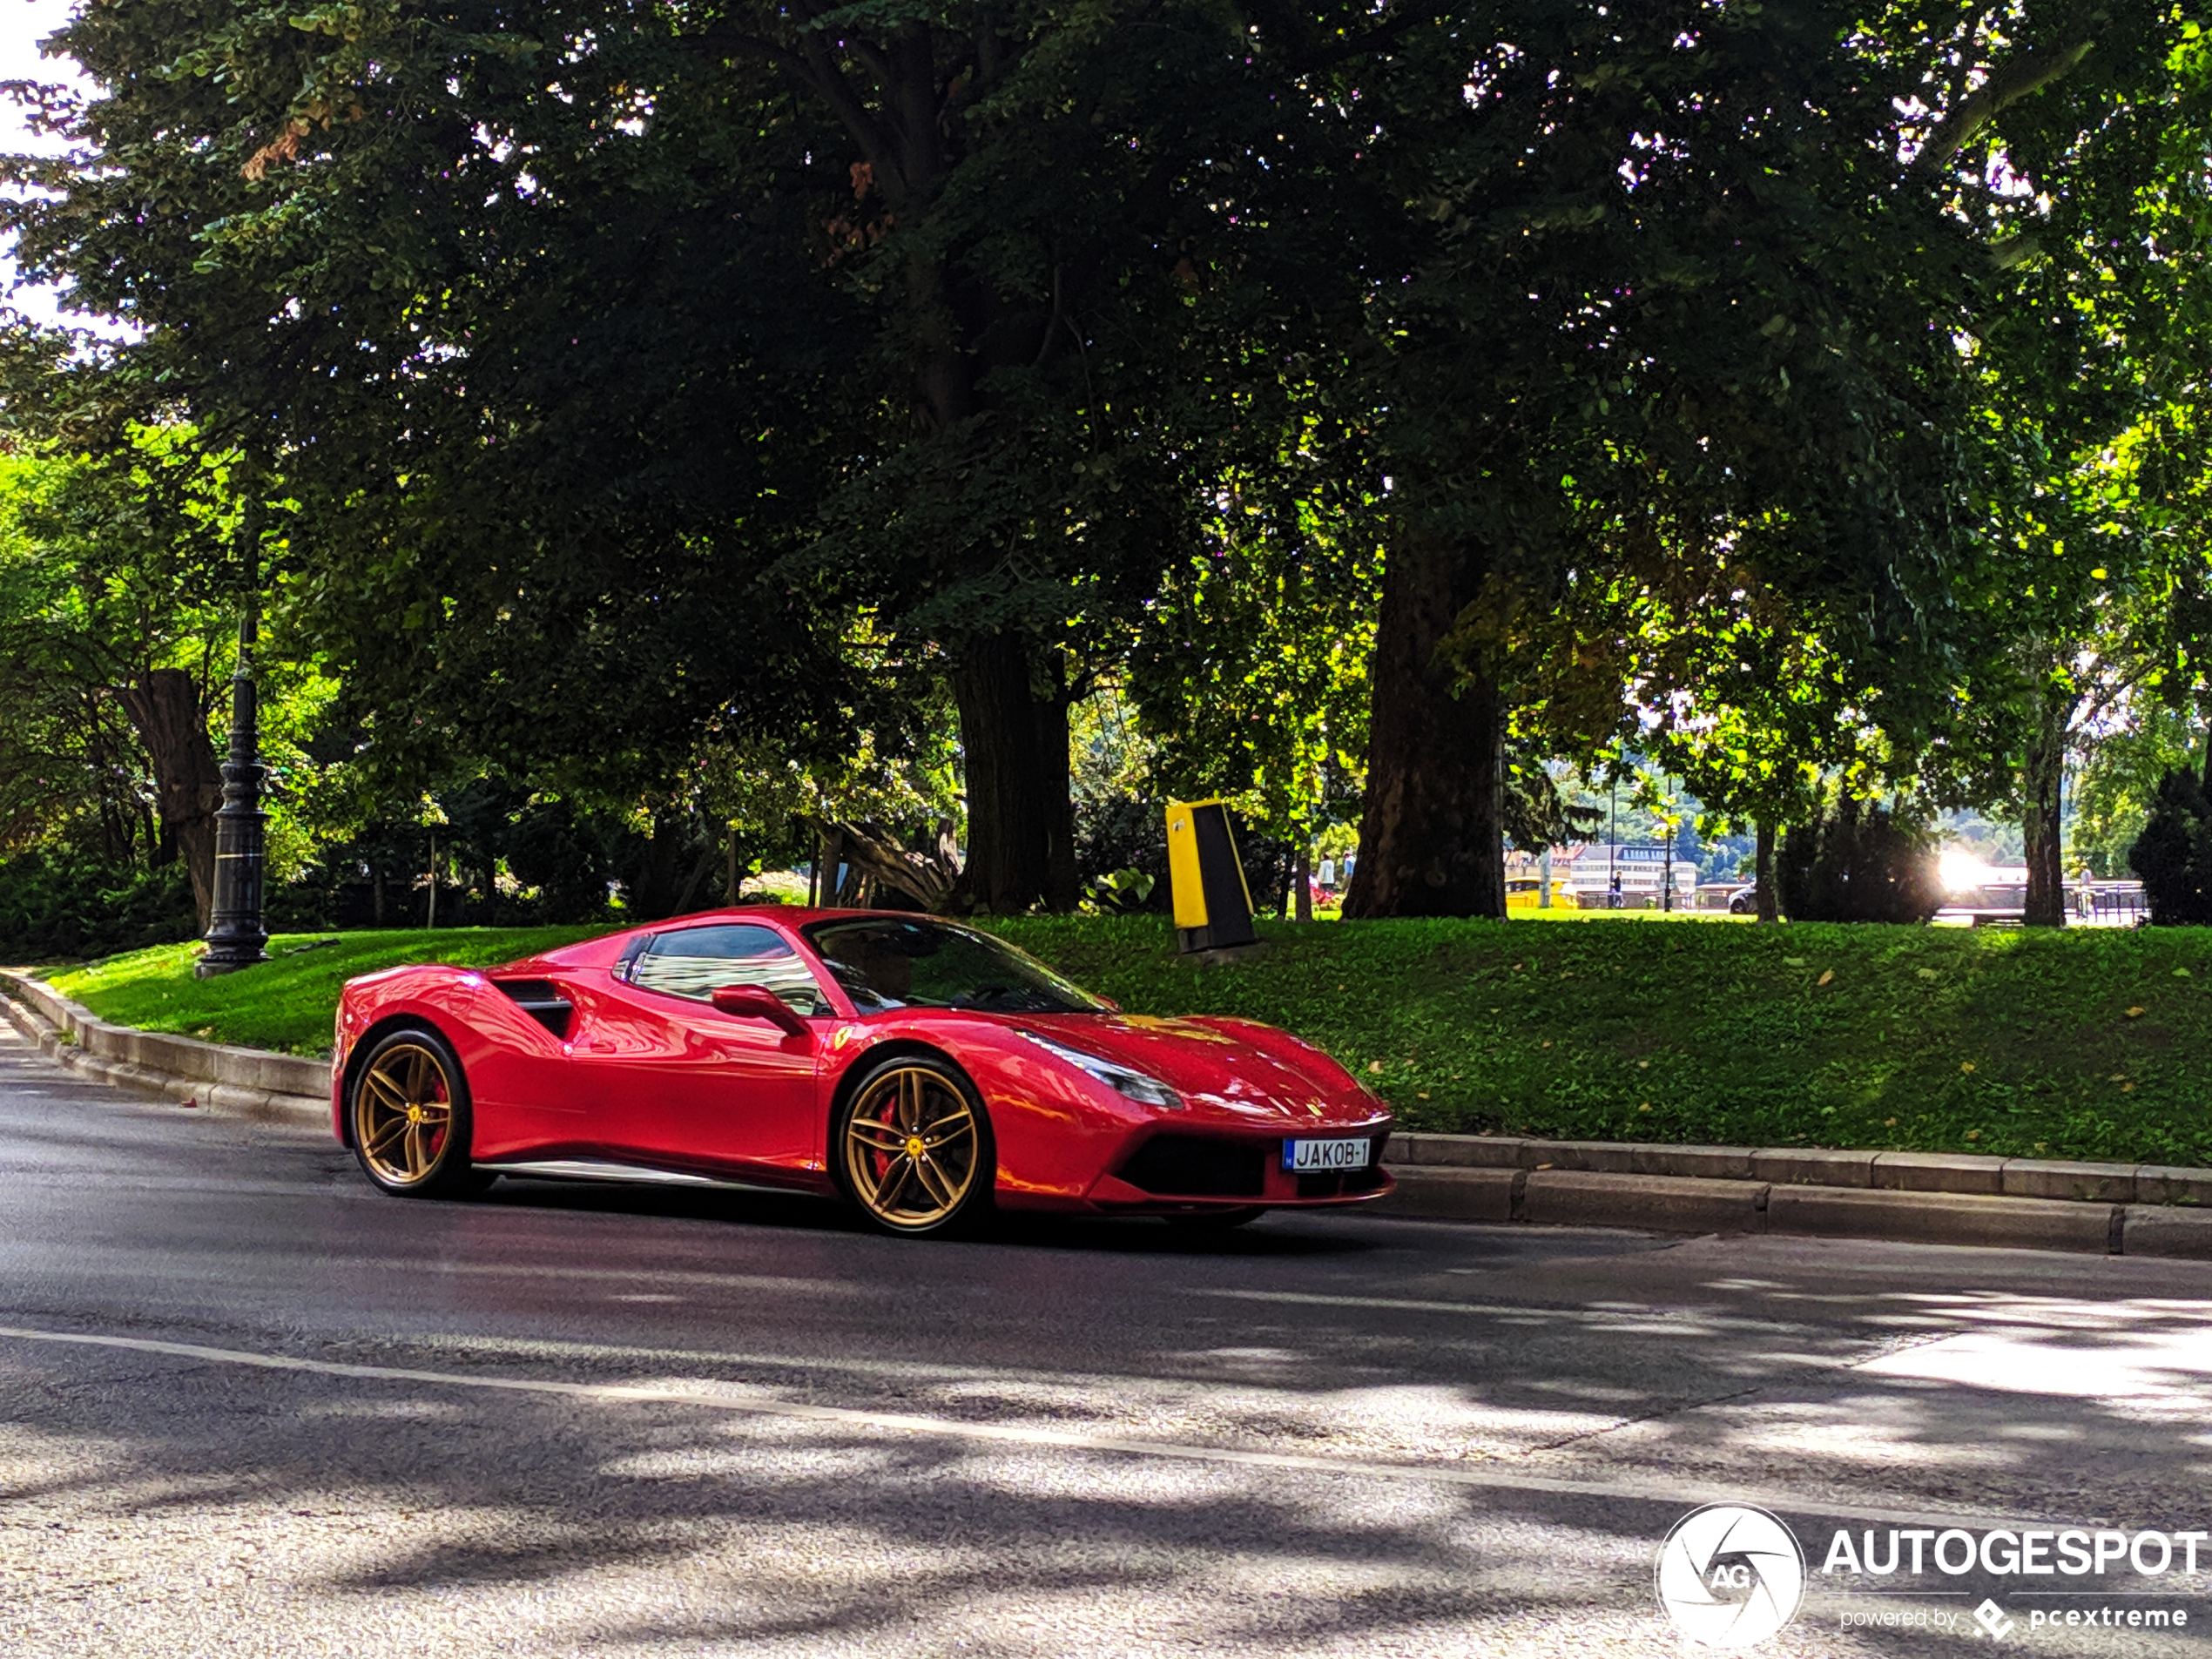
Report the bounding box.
[624,925,830,1016]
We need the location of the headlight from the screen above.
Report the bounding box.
[1019,1030,1184,1110]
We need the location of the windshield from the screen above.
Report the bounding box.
[801,918,1109,1015]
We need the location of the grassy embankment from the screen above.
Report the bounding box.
[27,914,2212,1167]
[40,928,601,1056]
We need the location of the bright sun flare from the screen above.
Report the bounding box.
[1938,848,1993,892]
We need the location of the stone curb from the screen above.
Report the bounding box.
[1764,1186,2119,1254]
[1377,1157,2210,1258]
[0,972,327,1129]
[2121,1207,2212,1258]
[1386,1131,2212,1207]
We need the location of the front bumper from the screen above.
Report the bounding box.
[1083,1127,1394,1212]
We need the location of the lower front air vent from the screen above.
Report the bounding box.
[1295,1164,1388,1199]
[1116,1135,1267,1198]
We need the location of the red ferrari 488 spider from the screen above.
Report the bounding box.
[331,908,1393,1235]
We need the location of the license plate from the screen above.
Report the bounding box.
[1283,1136,1372,1172]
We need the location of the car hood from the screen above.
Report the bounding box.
[1009,1012,1382,1127]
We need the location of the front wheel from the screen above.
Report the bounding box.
[347,1027,484,1198]
[834,1055,996,1237]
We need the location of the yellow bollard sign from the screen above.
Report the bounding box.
[1165,799,1258,954]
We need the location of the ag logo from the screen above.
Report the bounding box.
[1655,1504,1806,1649]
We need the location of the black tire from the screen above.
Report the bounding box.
[1163,1207,1266,1232]
[347,1026,484,1198]
[832,1053,997,1237]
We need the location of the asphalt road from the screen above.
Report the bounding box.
[2,1022,2209,1657]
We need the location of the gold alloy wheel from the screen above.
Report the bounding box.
[842,1065,981,1230]
[354,1040,456,1188]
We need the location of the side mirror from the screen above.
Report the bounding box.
[709,983,810,1039]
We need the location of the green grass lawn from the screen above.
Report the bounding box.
[40,927,602,1056]
[992,915,2212,1168]
[24,914,2212,1167]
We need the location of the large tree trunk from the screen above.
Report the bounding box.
[1341,531,1506,919]
[805,59,1089,921]
[629,809,692,919]
[1755,820,1778,923]
[669,835,717,918]
[802,815,961,911]
[954,633,1063,914]
[2022,713,2067,928]
[1035,686,1079,913]
[114,667,222,929]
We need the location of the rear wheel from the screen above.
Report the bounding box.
[347,1028,484,1198]
[834,1055,995,1237]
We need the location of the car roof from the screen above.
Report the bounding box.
[515,906,961,971]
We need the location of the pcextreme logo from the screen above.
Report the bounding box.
[1655,1504,1807,1649]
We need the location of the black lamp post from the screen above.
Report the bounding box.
[196,507,268,978]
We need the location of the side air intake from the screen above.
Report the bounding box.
[494,979,573,1040]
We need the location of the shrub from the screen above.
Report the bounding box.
[1087,867,1157,914]
[0,852,198,961]
[1073,794,1170,911]
[1777,796,1944,923]
[2128,767,2212,924]
[1072,792,1294,915]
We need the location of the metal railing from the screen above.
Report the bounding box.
[2082,884,2148,926]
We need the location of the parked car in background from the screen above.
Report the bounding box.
[1506,876,1579,911]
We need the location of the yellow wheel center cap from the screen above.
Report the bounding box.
[905,1136,926,1160]
[407,1103,424,1123]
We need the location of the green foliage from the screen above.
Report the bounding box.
[1778,798,1946,924]
[2129,766,2212,925]
[1069,791,1169,909]
[2075,706,2198,877]
[1128,482,1379,841]
[0,437,226,862]
[17,0,886,806]
[11,0,1368,860]
[1382,0,1989,689]
[1084,867,1155,915]
[1489,1,2212,906]
[0,852,197,960]
[8,0,2212,927]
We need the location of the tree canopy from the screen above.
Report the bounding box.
[3,0,2209,935]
